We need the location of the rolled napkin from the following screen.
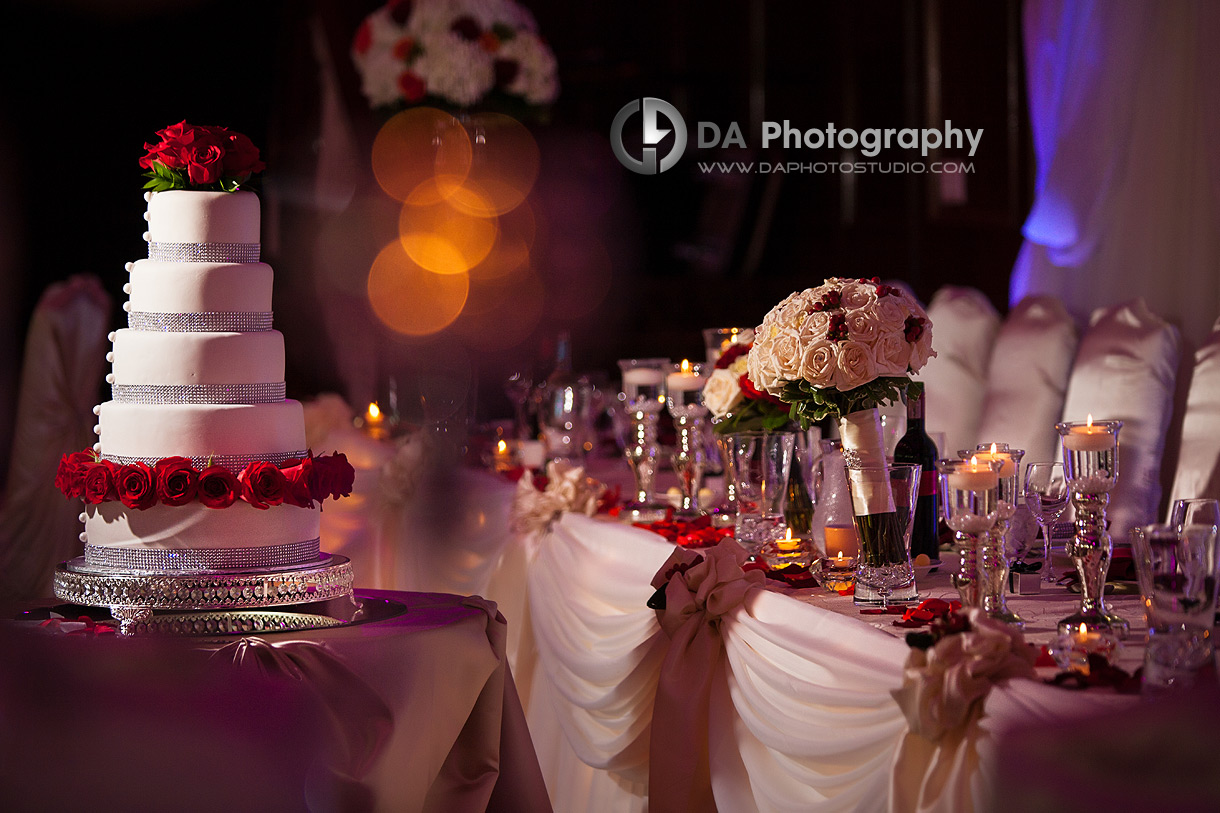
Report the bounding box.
[890,608,1037,813]
[509,460,605,536]
[648,538,764,813]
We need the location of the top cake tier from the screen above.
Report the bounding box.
[147,190,260,246]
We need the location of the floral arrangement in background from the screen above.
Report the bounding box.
[55,450,354,511]
[747,277,936,426]
[351,0,559,114]
[139,121,265,192]
[702,343,792,433]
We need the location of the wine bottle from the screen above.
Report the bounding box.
[893,388,941,563]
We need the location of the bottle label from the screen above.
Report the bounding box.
[919,470,938,497]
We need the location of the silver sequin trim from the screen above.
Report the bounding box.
[148,241,261,263]
[111,382,286,405]
[84,538,320,572]
[102,450,309,469]
[128,311,274,332]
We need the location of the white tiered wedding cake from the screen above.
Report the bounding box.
[55,122,354,584]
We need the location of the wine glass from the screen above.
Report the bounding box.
[504,368,534,440]
[1023,462,1069,583]
[1169,498,1220,533]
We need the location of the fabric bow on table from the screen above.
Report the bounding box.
[648,538,764,813]
[890,608,1037,813]
[509,461,605,538]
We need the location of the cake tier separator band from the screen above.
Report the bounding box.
[111,382,286,405]
[147,241,261,263]
[127,311,274,332]
[101,449,310,469]
[84,538,320,572]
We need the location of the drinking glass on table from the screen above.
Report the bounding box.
[1023,462,1069,583]
[1169,498,1220,534]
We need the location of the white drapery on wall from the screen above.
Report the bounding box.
[1011,0,1220,346]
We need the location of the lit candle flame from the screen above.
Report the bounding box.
[680,358,691,374]
[496,439,508,454]
[989,442,998,455]
[1079,622,1088,636]
[836,551,844,562]
[1086,414,1093,428]
[367,402,381,420]
[970,455,979,467]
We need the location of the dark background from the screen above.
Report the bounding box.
[0,0,1031,468]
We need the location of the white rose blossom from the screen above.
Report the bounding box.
[839,281,879,311]
[702,368,745,419]
[873,296,910,333]
[844,307,882,344]
[873,329,913,376]
[799,340,838,388]
[834,340,879,391]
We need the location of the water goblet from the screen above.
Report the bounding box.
[1023,462,1069,583]
[667,361,708,518]
[618,358,670,522]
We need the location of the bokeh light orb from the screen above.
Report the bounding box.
[366,240,469,336]
[435,113,540,217]
[398,191,498,275]
[372,107,472,202]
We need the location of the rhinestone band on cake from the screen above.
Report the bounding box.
[102,449,310,469]
[148,241,261,263]
[127,311,274,332]
[111,382,287,405]
[84,538,321,572]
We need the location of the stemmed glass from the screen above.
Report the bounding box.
[617,358,670,522]
[666,361,708,518]
[504,368,535,440]
[1169,498,1220,533]
[1023,462,1069,583]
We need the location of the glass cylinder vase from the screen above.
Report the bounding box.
[727,430,795,559]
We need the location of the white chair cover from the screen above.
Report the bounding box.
[976,295,1079,464]
[916,287,1001,457]
[0,276,110,601]
[1060,299,1181,540]
[1167,316,1220,508]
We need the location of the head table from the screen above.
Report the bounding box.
[0,588,551,813]
[312,443,1220,813]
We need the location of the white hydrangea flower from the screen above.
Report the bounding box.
[413,31,495,106]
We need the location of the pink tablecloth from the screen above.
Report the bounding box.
[0,589,550,813]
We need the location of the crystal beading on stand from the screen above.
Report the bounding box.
[938,457,1004,614]
[960,443,1026,627]
[127,311,275,332]
[1055,418,1129,637]
[111,382,287,405]
[148,241,261,263]
[102,449,310,469]
[618,358,670,523]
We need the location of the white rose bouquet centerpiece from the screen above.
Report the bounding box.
[747,277,935,591]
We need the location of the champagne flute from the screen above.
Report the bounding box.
[1023,462,1069,583]
[1169,498,1220,533]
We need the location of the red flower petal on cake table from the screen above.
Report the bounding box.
[397,70,426,103]
[116,462,157,510]
[309,453,356,502]
[154,456,199,506]
[81,461,117,505]
[278,457,317,509]
[238,461,288,510]
[197,465,240,509]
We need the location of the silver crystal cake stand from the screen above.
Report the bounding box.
[53,553,355,634]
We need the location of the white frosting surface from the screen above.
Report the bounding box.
[111,329,284,385]
[147,190,260,244]
[98,400,307,458]
[129,261,273,313]
[85,501,320,550]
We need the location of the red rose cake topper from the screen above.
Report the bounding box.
[139,121,265,192]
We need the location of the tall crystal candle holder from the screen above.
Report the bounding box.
[937,458,1004,615]
[1055,419,1129,637]
[618,358,670,523]
[960,443,1026,627]
[667,360,708,518]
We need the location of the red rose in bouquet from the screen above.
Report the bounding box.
[310,453,356,502]
[141,121,264,192]
[81,460,118,505]
[55,450,97,499]
[198,465,240,509]
[279,457,317,509]
[154,456,199,506]
[238,461,288,510]
[116,462,157,510]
